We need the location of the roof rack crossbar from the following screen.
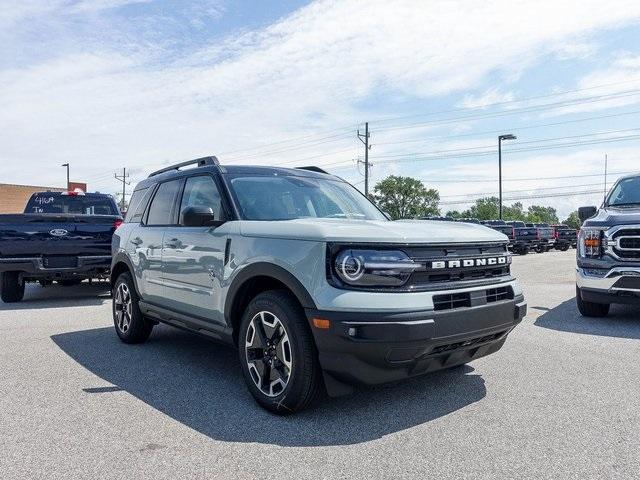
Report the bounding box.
[148,156,219,177]
[295,166,329,174]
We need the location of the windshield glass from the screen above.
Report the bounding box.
[607,176,640,206]
[226,175,386,221]
[25,193,118,215]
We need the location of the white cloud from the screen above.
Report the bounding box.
[460,89,516,109]
[1,0,640,194]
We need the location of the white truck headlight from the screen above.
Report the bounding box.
[333,249,420,287]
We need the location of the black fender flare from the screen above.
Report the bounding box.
[224,262,317,324]
[110,252,140,293]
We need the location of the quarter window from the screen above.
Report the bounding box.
[146,180,182,225]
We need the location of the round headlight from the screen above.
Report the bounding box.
[336,251,365,282]
[333,249,419,287]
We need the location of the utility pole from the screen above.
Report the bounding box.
[357,122,372,197]
[497,134,517,220]
[61,163,70,189]
[603,153,608,202]
[114,168,131,213]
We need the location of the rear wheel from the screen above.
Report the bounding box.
[112,272,153,343]
[238,290,323,414]
[1,272,25,303]
[576,286,610,317]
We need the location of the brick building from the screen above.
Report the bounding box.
[0,183,66,214]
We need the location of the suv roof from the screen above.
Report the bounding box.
[136,156,337,191]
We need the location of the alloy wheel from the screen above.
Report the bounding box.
[245,311,293,397]
[114,283,133,333]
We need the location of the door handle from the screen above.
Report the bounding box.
[130,237,142,246]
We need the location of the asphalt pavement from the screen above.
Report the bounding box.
[1,250,639,479]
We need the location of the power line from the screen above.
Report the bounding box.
[439,181,616,199]
[357,122,371,196]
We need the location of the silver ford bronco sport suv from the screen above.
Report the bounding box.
[111,156,527,413]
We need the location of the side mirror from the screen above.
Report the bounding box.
[578,206,597,223]
[181,206,218,227]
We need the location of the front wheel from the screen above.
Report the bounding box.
[112,272,153,343]
[576,286,610,317]
[1,272,25,303]
[238,290,323,414]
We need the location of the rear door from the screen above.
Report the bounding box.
[129,179,182,305]
[161,174,230,325]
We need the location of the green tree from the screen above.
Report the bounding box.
[525,205,558,224]
[467,197,500,220]
[563,211,581,229]
[503,202,526,221]
[445,210,463,219]
[373,175,440,219]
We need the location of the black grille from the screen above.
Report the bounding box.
[43,256,77,268]
[619,237,640,249]
[429,331,507,355]
[612,229,640,259]
[433,286,514,311]
[433,292,471,311]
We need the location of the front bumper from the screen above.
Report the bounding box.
[0,255,111,279]
[576,266,640,305]
[307,294,526,396]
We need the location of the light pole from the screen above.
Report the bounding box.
[498,134,517,219]
[61,163,70,189]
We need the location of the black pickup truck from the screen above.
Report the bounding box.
[481,220,516,248]
[0,191,122,302]
[505,221,539,255]
[551,224,577,251]
[525,223,555,253]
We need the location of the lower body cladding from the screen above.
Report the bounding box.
[307,287,526,396]
[577,266,640,305]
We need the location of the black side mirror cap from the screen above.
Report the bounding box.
[578,206,598,223]
[181,206,220,227]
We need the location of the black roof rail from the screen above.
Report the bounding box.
[148,156,219,178]
[296,166,329,174]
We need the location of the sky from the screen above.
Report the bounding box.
[1,0,640,219]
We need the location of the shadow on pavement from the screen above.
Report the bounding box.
[534,297,640,340]
[51,325,487,446]
[0,283,110,310]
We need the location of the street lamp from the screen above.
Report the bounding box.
[498,134,517,220]
[61,163,70,189]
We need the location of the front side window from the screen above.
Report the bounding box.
[179,175,224,224]
[146,179,181,225]
[607,176,640,207]
[226,175,385,221]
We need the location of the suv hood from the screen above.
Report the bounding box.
[239,218,508,244]
[584,206,640,227]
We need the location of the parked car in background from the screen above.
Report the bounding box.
[110,157,526,413]
[481,220,515,249]
[525,223,555,253]
[551,224,577,251]
[505,221,538,255]
[576,173,640,317]
[0,190,122,302]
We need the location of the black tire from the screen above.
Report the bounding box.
[112,272,153,344]
[576,286,610,317]
[238,290,323,414]
[1,272,25,303]
[59,279,83,286]
[560,245,569,252]
[535,245,545,253]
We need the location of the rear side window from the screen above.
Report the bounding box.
[145,180,181,226]
[125,187,153,223]
[179,175,225,224]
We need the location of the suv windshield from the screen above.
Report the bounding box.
[607,176,640,207]
[226,175,386,221]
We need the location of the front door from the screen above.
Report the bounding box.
[161,174,229,325]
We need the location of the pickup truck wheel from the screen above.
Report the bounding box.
[238,290,323,414]
[535,245,545,253]
[112,272,153,344]
[576,286,610,317]
[1,272,25,303]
